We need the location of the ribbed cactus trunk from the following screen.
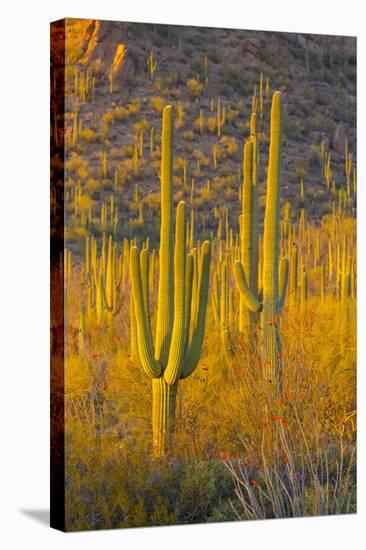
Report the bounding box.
[250,113,259,305]
[130,106,211,457]
[155,105,174,366]
[152,105,176,457]
[238,113,259,339]
[152,378,178,457]
[262,91,284,390]
[239,141,253,335]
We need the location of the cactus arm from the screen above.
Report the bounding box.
[241,140,254,287]
[290,245,298,305]
[130,246,162,378]
[140,248,151,331]
[250,113,259,295]
[233,261,262,313]
[184,253,194,353]
[190,248,198,324]
[278,257,289,310]
[258,286,263,303]
[342,272,351,303]
[212,272,220,327]
[300,270,308,309]
[220,261,228,332]
[181,240,211,379]
[96,266,104,324]
[105,235,114,310]
[164,202,187,385]
[155,105,174,366]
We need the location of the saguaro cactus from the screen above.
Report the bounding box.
[234,92,289,393]
[85,235,123,323]
[212,259,232,355]
[238,115,259,338]
[235,112,260,337]
[147,50,157,80]
[130,106,211,457]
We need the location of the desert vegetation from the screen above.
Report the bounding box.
[51,19,356,531]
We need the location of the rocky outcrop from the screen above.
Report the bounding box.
[66,18,139,83]
[332,123,347,155]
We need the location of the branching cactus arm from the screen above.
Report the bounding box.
[234,261,262,313]
[164,201,187,385]
[130,246,162,378]
[278,257,289,310]
[181,240,211,379]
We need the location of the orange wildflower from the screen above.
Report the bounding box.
[219,451,230,461]
[285,388,292,401]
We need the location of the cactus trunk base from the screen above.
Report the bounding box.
[262,307,283,393]
[152,377,178,458]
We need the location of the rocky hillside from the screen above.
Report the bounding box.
[63,18,356,250]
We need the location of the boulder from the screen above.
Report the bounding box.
[332,123,347,155]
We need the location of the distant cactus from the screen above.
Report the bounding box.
[84,235,123,324]
[213,143,217,171]
[204,55,209,86]
[212,259,232,355]
[217,96,224,137]
[259,72,263,119]
[289,245,299,307]
[130,106,211,456]
[300,270,308,312]
[199,109,204,135]
[147,50,157,80]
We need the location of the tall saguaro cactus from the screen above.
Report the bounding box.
[130,106,211,457]
[234,92,289,393]
[239,122,260,337]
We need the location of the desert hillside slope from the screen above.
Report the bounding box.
[63,18,356,251]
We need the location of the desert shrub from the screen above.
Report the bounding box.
[182,130,195,141]
[220,65,246,94]
[133,118,151,134]
[102,110,115,126]
[191,148,210,167]
[208,49,221,64]
[293,160,307,179]
[150,96,166,113]
[206,117,217,133]
[114,106,129,120]
[127,99,141,115]
[220,136,239,158]
[79,128,98,143]
[186,78,203,98]
[65,153,89,179]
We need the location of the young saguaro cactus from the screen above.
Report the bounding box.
[234,92,289,394]
[212,259,232,355]
[130,105,211,457]
[147,50,157,80]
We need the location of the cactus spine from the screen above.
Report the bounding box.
[130,106,211,457]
